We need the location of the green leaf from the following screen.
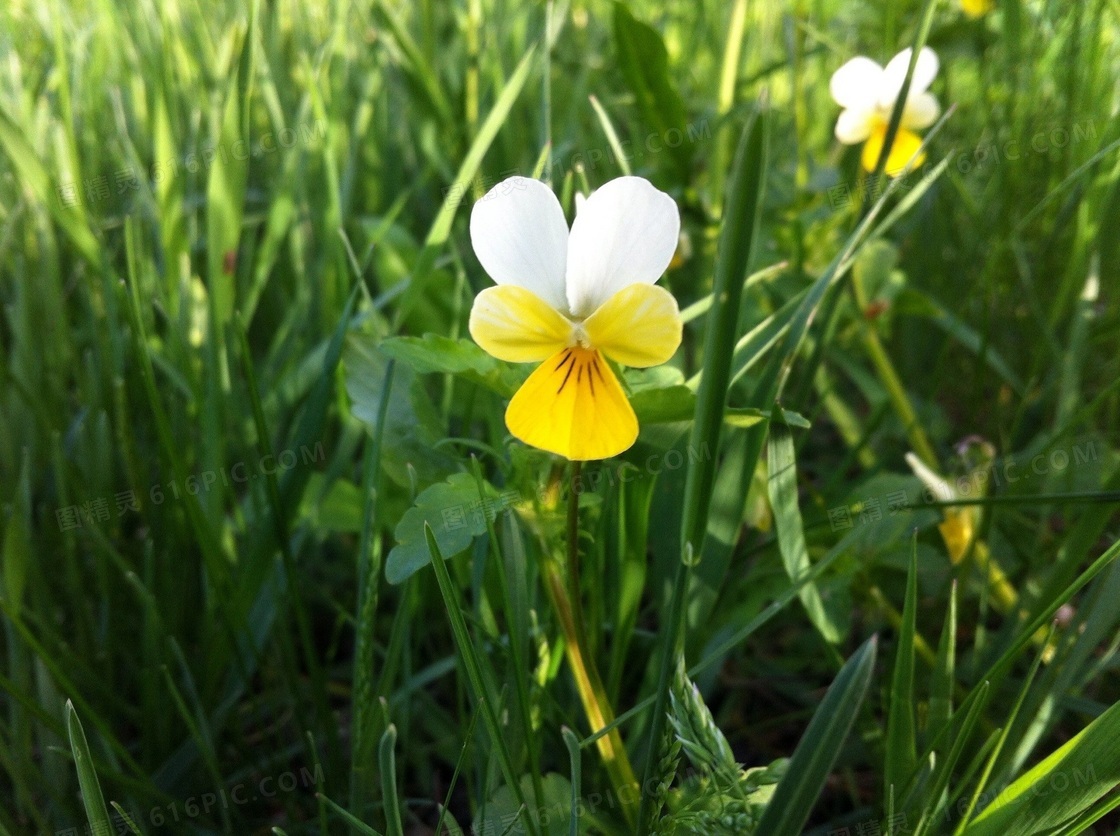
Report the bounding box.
[680,107,769,553]
[754,637,878,836]
[630,384,810,429]
[379,333,517,394]
[766,418,842,644]
[344,332,461,486]
[380,334,495,375]
[66,701,114,836]
[612,2,691,177]
[961,697,1120,836]
[385,473,498,584]
[477,773,574,836]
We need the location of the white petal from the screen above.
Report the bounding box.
[829,56,884,111]
[902,91,940,129]
[879,47,939,109]
[469,176,570,312]
[835,107,876,144]
[905,452,956,501]
[564,176,680,318]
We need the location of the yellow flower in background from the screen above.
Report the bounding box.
[469,175,682,461]
[962,0,995,18]
[830,47,941,176]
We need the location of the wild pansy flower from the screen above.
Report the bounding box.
[961,0,995,18]
[468,175,682,462]
[830,47,940,176]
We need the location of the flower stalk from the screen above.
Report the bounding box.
[539,462,639,826]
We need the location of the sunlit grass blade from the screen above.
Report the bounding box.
[396,46,538,324]
[960,695,1120,835]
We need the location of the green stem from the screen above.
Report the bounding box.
[542,461,639,826]
[849,270,939,468]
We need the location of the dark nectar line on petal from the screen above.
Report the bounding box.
[557,353,577,393]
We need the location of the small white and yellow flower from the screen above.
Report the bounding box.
[830,47,941,175]
[961,0,995,18]
[468,175,682,462]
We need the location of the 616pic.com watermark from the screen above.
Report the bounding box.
[826,440,1102,532]
[53,765,323,834]
[56,120,327,209]
[54,443,325,531]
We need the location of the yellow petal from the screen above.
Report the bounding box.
[581,284,682,368]
[861,124,927,176]
[961,0,995,18]
[938,508,975,564]
[469,285,573,363]
[505,347,637,461]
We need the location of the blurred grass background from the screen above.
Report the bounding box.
[0,0,1118,833]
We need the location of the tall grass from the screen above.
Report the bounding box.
[0,0,1118,834]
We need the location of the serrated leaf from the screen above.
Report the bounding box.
[379,333,517,394]
[478,773,573,836]
[385,473,498,584]
[344,332,460,486]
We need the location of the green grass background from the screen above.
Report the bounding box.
[0,0,1118,833]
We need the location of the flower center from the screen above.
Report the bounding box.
[569,322,592,349]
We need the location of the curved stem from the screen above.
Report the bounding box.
[542,461,638,825]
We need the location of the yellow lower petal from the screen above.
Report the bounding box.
[469,285,573,363]
[961,0,994,18]
[862,123,927,176]
[582,283,682,368]
[938,508,975,564]
[505,347,638,461]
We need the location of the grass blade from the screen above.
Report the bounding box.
[754,637,878,836]
[637,107,770,836]
[66,700,113,836]
[885,540,919,803]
